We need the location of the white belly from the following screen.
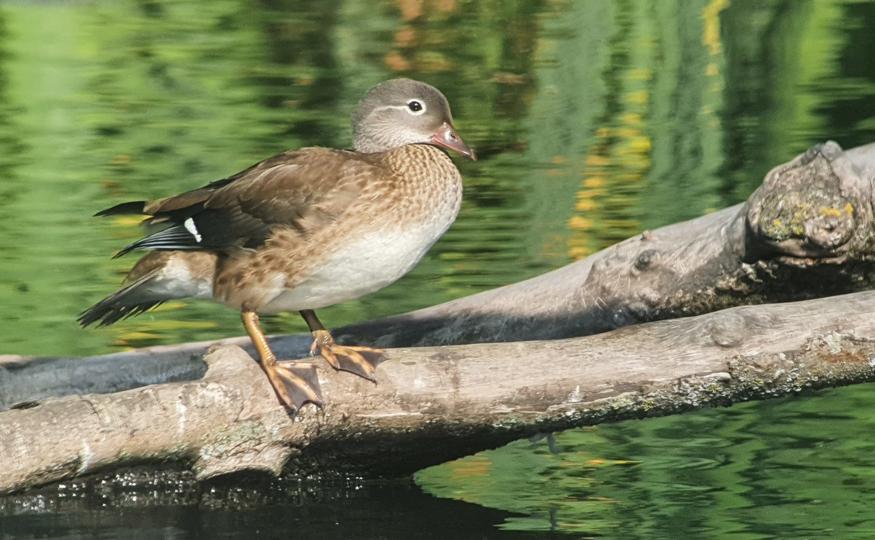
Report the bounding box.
[259,225,445,313]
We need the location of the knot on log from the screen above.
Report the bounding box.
[634,248,660,272]
[745,141,874,263]
[705,311,749,348]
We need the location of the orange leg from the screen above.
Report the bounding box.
[300,310,387,382]
[242,311,322,411]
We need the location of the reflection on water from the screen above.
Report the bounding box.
[0,476,548,540]
[2,0,875,538]
[0,0,563,356]
[418,384,875,538]
[2,0,874,356]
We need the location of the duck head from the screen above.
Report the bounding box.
[352,79,476,160]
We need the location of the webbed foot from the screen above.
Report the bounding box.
[243,311,323,412]
[270,362,323,410]
[310,329,387,382]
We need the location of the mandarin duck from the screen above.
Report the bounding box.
[79,79,475,412]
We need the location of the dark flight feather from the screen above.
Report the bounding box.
[95,201,147,217]
[77,274,166,327]
[114,226,200,258]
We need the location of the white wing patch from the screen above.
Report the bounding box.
[184,218,202,242]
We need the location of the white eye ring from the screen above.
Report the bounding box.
[406,99,426,115]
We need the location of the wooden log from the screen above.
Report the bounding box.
[3,141,875,408]
[3,290,875,494]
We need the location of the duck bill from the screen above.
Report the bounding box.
[431,123,476,160]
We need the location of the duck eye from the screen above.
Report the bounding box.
[407,100,424,114]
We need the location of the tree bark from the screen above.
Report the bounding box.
[3,140,875,493]
[3,290,875,495]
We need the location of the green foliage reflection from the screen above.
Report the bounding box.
[418,384,875,537]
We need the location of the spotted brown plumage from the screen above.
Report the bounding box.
[79,79,475,413]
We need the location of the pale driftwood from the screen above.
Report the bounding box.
[3,290,875,495]
[4,141,875,409]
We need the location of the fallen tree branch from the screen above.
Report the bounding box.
[3,290,875,494]
[3,141,875,408]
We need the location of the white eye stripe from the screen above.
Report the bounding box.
[383,102,427,115]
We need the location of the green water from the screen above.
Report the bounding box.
[419,384,875,537]
[2,0,875,538]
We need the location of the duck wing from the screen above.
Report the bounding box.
[100,148,383,258]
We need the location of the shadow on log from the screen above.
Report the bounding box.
[2,140,875,494]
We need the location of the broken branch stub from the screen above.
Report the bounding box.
[745,141,874,263]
